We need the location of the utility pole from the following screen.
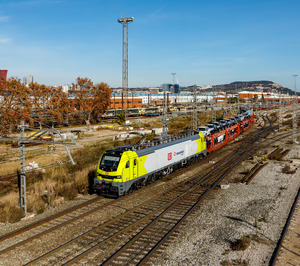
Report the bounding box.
[293,75,298,143]
[118,15,134,120]
[162,92,168,136]
[279,90,282,131]
[19,121,27,215]
[238,95,240,114]
[212,89,216,122]
[192,85,198,130]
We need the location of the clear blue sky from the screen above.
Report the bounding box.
[0,0,299,90]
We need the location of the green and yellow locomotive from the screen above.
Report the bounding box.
[94,132,207,197]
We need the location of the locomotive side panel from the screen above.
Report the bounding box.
[142,134,205,176]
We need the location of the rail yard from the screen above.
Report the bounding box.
[0,105,299,265]
[1,1,300,265]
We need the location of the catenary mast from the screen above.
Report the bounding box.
[293,75,298,143]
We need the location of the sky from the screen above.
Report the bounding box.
[0,0,300,90]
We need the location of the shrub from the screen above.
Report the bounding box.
[56,183,78,201]
[116,114,125,125]
[231,235,251,251]
[282,164,296,174]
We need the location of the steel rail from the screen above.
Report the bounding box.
[269,188,300,266]
[241,163,260,183]
[245,163,268,184]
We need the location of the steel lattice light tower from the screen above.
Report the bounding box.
[118,15,134,118]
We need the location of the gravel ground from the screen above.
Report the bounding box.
[153,135,300,266]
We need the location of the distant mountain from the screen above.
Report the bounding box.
[209,80,299,95]
[212,80,274,91]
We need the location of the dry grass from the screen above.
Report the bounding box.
[168,116,191,134]
[0,192,24,223]
[0,152,62,176]
[27,195,46,214]
[139,120,162,130]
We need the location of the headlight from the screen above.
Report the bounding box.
[115,176,122,179]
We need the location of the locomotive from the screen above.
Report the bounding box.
[94,110,255,197]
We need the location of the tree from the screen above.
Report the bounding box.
[72,77,112,125]
[253,94,258,103]
[91,82,112,123]
[30,83,52,128]
[72,77,94,125]
[0,77,33,134]
[0,76,112,134]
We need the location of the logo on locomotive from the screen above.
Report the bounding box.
[169,150,184,160]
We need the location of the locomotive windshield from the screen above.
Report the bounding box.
[99,154,121,171]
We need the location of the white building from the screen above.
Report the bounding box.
[23,76,34,87]
[62,85,70,93]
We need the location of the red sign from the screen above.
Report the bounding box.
[0,70,8,81]
[168,152,172,161]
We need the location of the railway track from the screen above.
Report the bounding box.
[269,188,300,266]
[0,197,115,251]
[10,126,271,265]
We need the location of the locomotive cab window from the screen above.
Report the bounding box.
[126,161,130,168]
[99,154,120,172]
[134,159,137,166]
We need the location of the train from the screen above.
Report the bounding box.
[93,110,256,197]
